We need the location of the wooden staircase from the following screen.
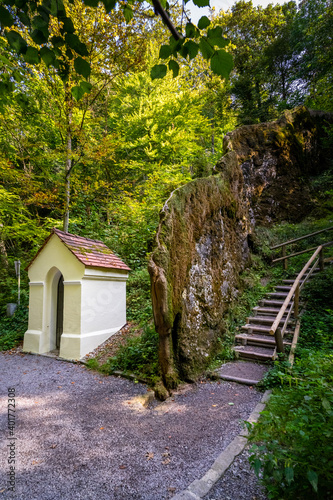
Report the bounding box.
[233,269,320,363]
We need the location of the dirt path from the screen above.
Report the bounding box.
[1,352,264,499]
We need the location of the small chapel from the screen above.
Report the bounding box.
[23,228,130,360]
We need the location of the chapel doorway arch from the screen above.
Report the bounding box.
[56,274,64,349]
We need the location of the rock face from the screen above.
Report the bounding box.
[149,107,333,393]
[221,107,333,225]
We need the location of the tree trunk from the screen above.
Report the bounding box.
[63,109,72,233]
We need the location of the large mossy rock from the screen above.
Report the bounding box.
[148,152,250,390]
[149,106,333,394]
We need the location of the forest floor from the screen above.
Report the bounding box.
[0,350,267,500]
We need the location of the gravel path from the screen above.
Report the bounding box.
[1,352,265,499]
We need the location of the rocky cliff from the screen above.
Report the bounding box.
[149,107,333,397]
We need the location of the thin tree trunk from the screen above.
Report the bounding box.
[63,109,72,233]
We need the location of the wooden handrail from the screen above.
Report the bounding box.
[271,226,333,250]
[269,246,323,337]
[272,241,333,263]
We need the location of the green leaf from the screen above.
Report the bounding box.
[71,85,85,101]
[0,5,14,27]
[40,46,56,66]
[159,45,172,59]
[285,467,294,484]
[71,81,92,100]
[207,26,230,48]
[151,64,167,80]
[31,29,49,44]
[199,37,214,60]
[65,33,88,56]
[74,56,91,78]
[179,44,189,59]
[197,16,210,30]
[207,26,223,39]
[49,0,66,17]
[50,35,65,47]
[253,459,261,476]
[6,30,27,54]
[61,17,75,34]
[32,14,48,30]
[322,397,331,411]
[102,0,117,11]
[185,22,198,39]
[168,59,179,78]
[18,11,31,27]
[83,0,99,5]
[307,470,318,492]
[210,49,233,78]
[184,40,199,60]
[192,0,209,6]
[169,36,185,57]
[80,81,92,93]
[24,47,40,64]
[122,4,133,23]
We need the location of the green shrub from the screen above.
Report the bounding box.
[248,352,333,500]
[101,323,159,383]
[0,302,28,350]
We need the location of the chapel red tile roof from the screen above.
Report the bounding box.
[27,228,130,271]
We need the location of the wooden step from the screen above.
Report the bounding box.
[283,279,305,285]
[260,299,292,308]
[234,346,274,362]
[247,316,286,325]
[241,324,293,335]
[275,285,292,292]
[253,306,288,316]
[267,292,291,299]
[235,334,292,348]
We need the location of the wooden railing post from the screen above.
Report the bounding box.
[275,327,284,354]
[294,283,300,318]
[319,249,324,271]
[282,244,288,270]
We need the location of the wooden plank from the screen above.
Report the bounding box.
[270,226,333,250]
